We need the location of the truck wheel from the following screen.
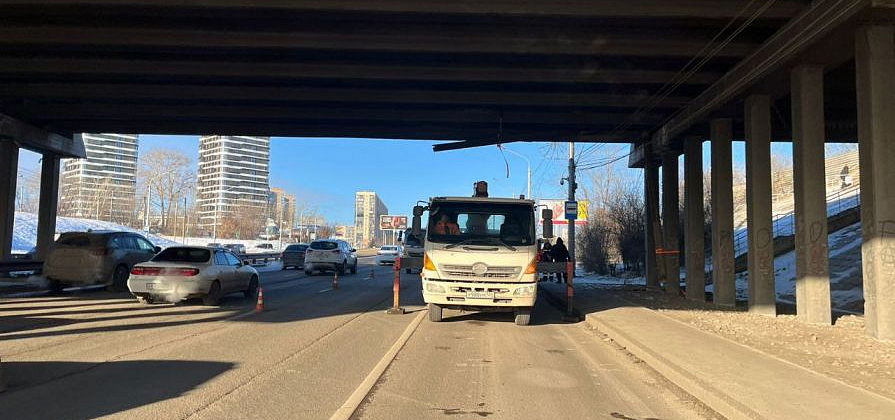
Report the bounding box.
[514,309,531,326]
[428,303,443,322]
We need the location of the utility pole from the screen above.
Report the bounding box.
[567,142,576,266]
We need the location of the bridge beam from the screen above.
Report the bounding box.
[792,66,832,325]
[711,118,736,306]
[745,95,776,316]
[684,137,705,301]
[661,151,680,295]
[856,25,895,339]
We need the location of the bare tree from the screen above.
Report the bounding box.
[137,149,196,234]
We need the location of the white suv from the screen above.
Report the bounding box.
[304,239,357,275]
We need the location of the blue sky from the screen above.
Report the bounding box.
[136,135,579,225]
[17,133,817,226]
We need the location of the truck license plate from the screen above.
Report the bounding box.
[465,291,495,299]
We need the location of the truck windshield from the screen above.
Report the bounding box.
[427,203,534,246]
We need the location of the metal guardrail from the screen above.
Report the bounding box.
[729,184,861,257]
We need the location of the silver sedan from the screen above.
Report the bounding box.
[127,246,259,305]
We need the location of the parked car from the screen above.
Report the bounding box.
[256,243,274,250]
[224,243,247,255]
[43,231,161,292]
[127,246,259,305]
[375,245,403,266]
[281,243,309,270]
[304,239,357,275]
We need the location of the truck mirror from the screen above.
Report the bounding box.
[412,206,424,237]
[542,209,554,239]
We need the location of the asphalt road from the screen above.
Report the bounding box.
[0,258,709,420]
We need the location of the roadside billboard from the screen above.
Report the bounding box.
[538,199,588,225]
[379,215,408,230]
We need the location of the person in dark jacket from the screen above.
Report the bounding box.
[550,237,570,283]
[540,241,554,282]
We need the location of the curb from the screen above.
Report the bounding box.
[584,312,764,420]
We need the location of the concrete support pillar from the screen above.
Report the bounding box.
[745,95,776,316]
[792,66,832,324]
[856,26,895,339]
[36,154,60,261]
[662,151,680,295]
[644,157,660,288]
[711,118,736,306]
[0,141,19,261]
[684,137,705,301]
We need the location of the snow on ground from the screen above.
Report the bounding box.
[12,212,179,253]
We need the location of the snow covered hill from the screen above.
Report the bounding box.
[12,212,179,254]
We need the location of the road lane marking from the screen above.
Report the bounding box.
[328,310,426,420]
[318,288,333,294]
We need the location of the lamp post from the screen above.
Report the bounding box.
[212,185,242,242]
[501,147,531,199]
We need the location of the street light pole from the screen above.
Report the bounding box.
[501,147,531,199]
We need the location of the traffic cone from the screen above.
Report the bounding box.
[255,287,264,313]
[333,271,339,289]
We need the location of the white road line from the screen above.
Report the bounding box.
[328,310,426,420]
[318,288,333,294]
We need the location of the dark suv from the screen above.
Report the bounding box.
[281,243,309,270]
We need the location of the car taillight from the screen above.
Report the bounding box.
[164,268,200,277]
[131,266,161,276]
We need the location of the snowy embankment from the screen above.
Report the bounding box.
[12,212,179,253]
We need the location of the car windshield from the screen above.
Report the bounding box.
[427,202,535,246]
[310,241,338,250]
[152,247,211,263]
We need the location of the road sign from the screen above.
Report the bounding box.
[565,201,578,220]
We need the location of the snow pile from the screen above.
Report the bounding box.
[12,212,179,253]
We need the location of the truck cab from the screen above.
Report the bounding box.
[413,195,545,325]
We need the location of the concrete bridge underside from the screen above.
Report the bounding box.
[1,0,895,338]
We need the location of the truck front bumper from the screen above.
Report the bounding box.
[421,278,537,309]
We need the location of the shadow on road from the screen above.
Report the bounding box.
[1,360,234,420]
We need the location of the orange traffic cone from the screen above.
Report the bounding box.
[255,287,264,313]
[333,271,339,289]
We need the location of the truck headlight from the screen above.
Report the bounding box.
[425,282,445,293]
[513,285,535,297]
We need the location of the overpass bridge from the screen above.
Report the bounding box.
[1,0,894,339]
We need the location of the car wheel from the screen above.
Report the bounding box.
[304,269,313,276]
[338,261,347,275]
[350,262,357,274]
[136,295,154,305]
[514,309,531,326]
[428,303,443,322]
[244,275,258,298]
[203,281,222,306]
[48,278,64,294]
[110,265,130,292]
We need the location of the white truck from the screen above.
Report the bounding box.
[410,185,553,326]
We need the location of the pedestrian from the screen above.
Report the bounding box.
[551,237,570,284]
[540,241,554,282]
